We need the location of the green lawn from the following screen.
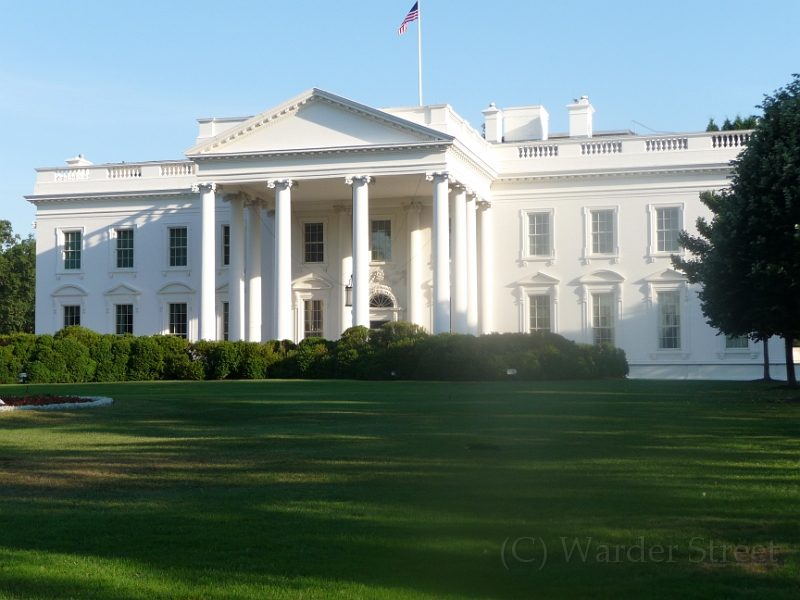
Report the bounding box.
[0,379,798,599]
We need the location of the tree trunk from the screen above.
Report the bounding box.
[763,338,772,381]
[784,336,797,388]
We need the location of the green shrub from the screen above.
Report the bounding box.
[0,345,21,384]
[127,336,165,381]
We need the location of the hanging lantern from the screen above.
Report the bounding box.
[345,275,353,307]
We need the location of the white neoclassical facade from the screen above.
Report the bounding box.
[27,88,771,379]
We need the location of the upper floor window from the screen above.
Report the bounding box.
[222,225,230,266]
[169,227,188,267]
[529,295,551,333]
[591,210,615,254]
[528,212,551,257]
[658,291,681,349]
[656,207,681,252]
[592,293,615,345]
[63,231,82,270]
[725,334,749,349]
[116,229,134,269]
[371,220,392,261]
[304,222,324,263]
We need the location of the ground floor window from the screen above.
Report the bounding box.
[529,295,551,333]
[658,291,681,349]
[169,303,188,338]
[115,304,133,335]
[725,334,748,349]
[222,302,229,341]
[304,300,323,338]
[370,319,390,331]
[63,305,80,328]
[592,293,614,345]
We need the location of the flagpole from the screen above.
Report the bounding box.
[417,0,423,106]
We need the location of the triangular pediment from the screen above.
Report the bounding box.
[645,268,687,283]
[580,270,625,284]
[104,283,141,296]
[185,89,452,156]
[515,271,560,286]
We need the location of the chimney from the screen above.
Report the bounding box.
[65,154,93,167]
[503,106,549,142]
[567,95,594,138]
[482,103,504,143]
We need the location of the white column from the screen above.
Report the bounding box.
[335,205,353,333]
[228,194,245,341]
[347,176,373,329]
[451,184,468,334]
[269,180,294,341]
[427,172,451,334]
[478,201,494,334]
[195,182,217,340]
[404,202,422,326]
[466,193,479,336]
[246,202,262,342]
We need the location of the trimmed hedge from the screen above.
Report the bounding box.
[0,324,628,384]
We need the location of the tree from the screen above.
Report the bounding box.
[0,220,35,334]
[679,75,800,386]
[706,114,759,131]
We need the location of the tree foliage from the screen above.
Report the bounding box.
[0,220,35,334]
[706,114,759,131]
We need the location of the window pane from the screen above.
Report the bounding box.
[169,227,188,267]
[222,302,229,341]
[115,304,133,335]
[63,231,82,270]
[725,334,748,349]
[304,299,323,338]
[116,229,134,269]
[222,225,230,266]
[169,303,188,338]
[529,295,551,333]
[591,210,614,254]
[528,213,551,256]
[63,305,81,328]
[304,222,324,263]
[656,207,680,252]
[371,220,392,261]
[658,291,681,349]
[592,293,615,345]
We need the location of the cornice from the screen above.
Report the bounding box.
[494,164,733,185]
[447,141,497,184]
[187,141,451,163]
[25,189,198,205]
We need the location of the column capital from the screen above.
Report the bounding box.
[222,191,252,204]
[425,171,452,183]
[191,182,217,193]
[344,175,375,186]
[402,202,422,213]
[267,179,297,190]
[477,199,492,210]
[266,209,276,218]
[333,204,353,215]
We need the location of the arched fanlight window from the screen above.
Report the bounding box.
[369,293,395,308]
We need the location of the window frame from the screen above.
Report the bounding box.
[582,206,619,264]
[57,227,85,274]
[168,302,189,339]
[111,227,136,271]
[370,216,394,264]
[63,304,81,329]
[656,290,682,350]
[521,208,556,264]
[646,203,685,260]
[163,223,191,272]
[303,299,324,339]
[302,220,326,265]
[527,294,552,334]
[115,303,134,335]
[517,273,559,334]
[591,292,615,346]
[220,223,231,268]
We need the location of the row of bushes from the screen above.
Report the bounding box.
[0,323,628,384]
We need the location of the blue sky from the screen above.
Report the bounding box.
[2,0,798,235]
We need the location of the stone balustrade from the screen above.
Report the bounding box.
[37,161,198,185]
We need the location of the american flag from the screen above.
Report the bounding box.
[398,2,419,35]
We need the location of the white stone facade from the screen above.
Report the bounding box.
[27,88,773,379]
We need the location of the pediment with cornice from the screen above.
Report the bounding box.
[515,271,560,286]
[185,89,452,157]
[103,283,142,296]
[52,284,88,297]
[644,268,687,283]
[579,270,625,284]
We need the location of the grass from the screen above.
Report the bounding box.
[0,379,798,599]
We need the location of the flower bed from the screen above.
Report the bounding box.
[0,395,113,412]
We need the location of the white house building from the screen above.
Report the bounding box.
[26,88,771,379]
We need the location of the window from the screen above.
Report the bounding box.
[369,293,394,308]
[370,319,390,331]
[304,300,323,338]
[528,212,551,257]
[116,229,134,269]
[371,220,392,261]
[222,302,229,341]
[529,295,551,333]
[591,210,614,254]
[63,305,80,328]
[169,227,188,267]
[592,293,615,345]
[115,304,133,335]
[304,222,324,263]
[725,334,749,349]
[658,291,681,349]
[63,231,82,270]
[222,225,230,266]
[656,207,680,252]
[169,303,188,338]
